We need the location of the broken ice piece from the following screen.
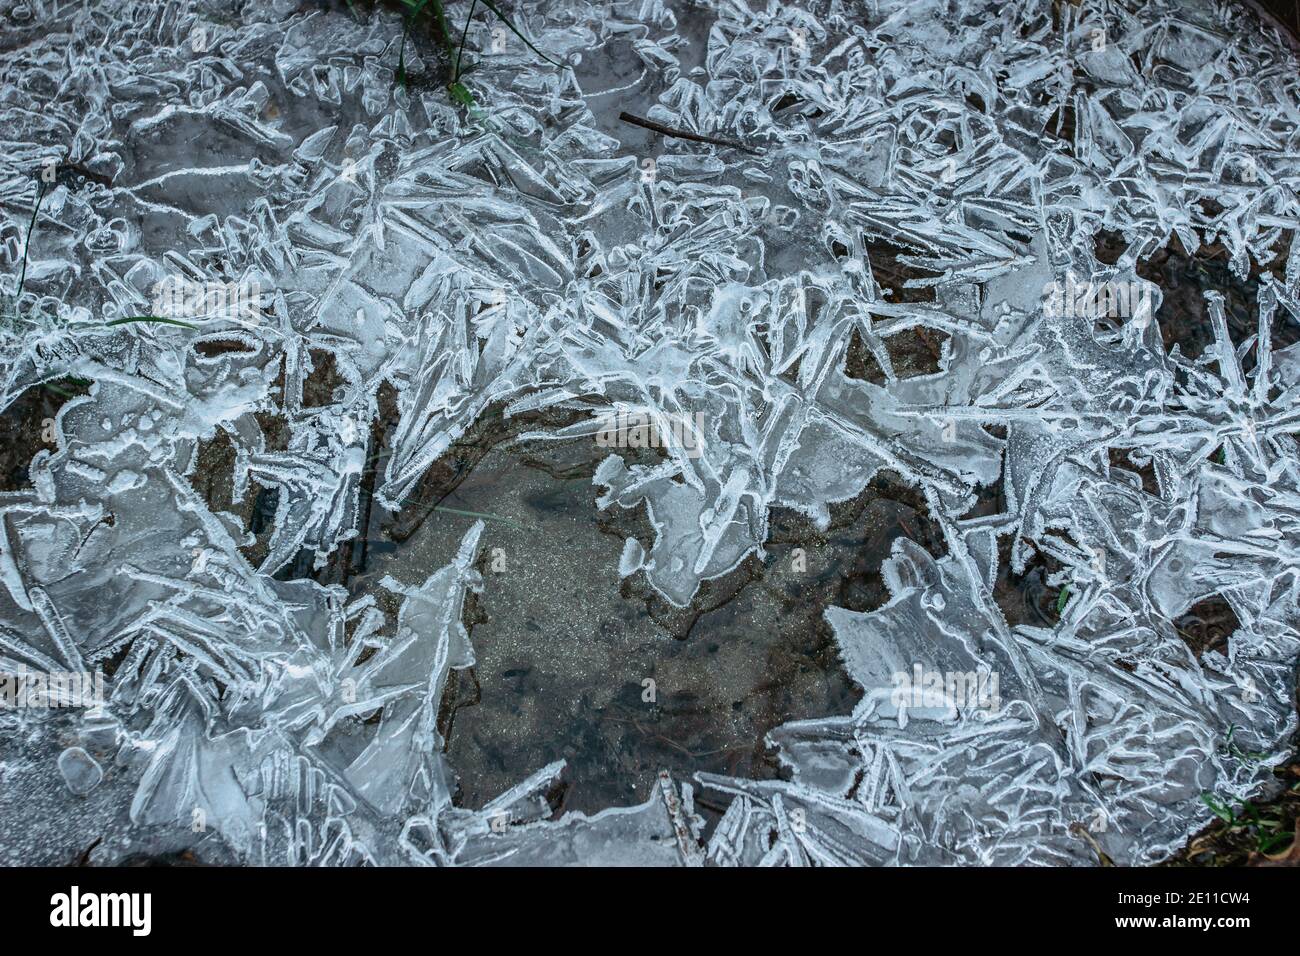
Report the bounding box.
[57,747,103,797]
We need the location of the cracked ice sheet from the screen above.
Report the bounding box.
[0,0,1299,865]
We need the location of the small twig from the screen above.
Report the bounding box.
[1069,822,1114,866]
[15,179,48,304]
[71,513,114,561]
[431,504,527,531]
[618,111,761,156]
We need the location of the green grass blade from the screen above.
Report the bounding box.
[427,0,456,59]
[1055,585,1070,615]
[448,81,475,107]
[453,0,478,82]
[476,0,562,68]
[1258,831,1293,855]
[1200,793,1235,824]
[396,17,412,88]
[105,315,198,329]
[395,0,432,90]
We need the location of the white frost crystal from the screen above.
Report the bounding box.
[1,0,1298,865]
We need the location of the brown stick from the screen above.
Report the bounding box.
[618,111,762,156]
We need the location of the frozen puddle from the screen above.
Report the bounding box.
[1,0,1299,865]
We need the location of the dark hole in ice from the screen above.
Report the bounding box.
[302,348,347,407]
[961,473,1006,520]
[189,428,238,514]
[50,161,114,192]
[1044,102,1076,145]
[254,409,291,452]
[844,326,885,384]
[1198,197,1226,219]
[342,379,401,576]
[885,326,946,377]
[185,421,287,570]
[1093,228,1126,266]
[767,469,948,617]
[193,337,256,358]
[248,485,279,536]
[1108,447,1160,497]
[983,422,1008,440]
[1174,595,1239,659]
[771,91,804,114]
[993,534,1064,629]
[1106,230,1300,362]
[865,239,939,303]
[0,378,90,491]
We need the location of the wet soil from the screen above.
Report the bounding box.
[0,378,92,492]
[1095,228,1300,363]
